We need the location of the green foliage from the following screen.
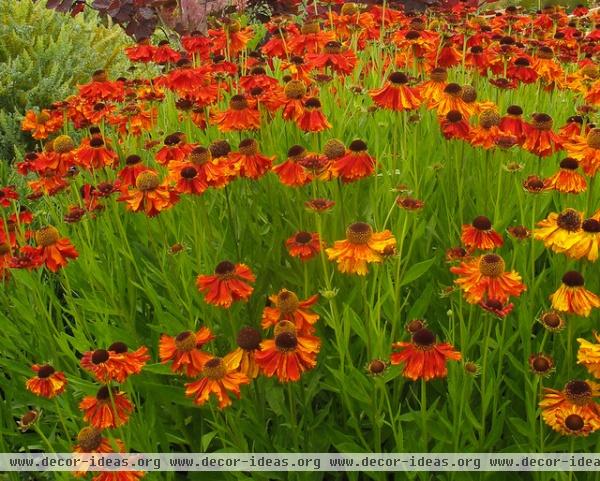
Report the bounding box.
[0,0,130,161]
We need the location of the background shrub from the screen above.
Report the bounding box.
[0,0,130,161]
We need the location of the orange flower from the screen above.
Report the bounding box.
[440,110,471,141]
[577,332,600,378]
[544,158,587,194]
[73,426,124,454]
[117,155,150,189]
[540,380,600,434]
[118,170,179,217]
[461,216,504,251]
[565,218,600,261]
[285,231,323,261]
[31,225,78,272]
[255,321,320,383]
[79,386,133,429]
[155,133,193,166]
[391,328,461,381]
[370,72,422,111]
[228,139,274,180]
[212,95,261,132]
[522,114,562,157]
[173,166,207,195]
[429,83,474,118]
[75,137,118,170]
[81,343,150,383]
[534,208,583,252]
[554,406,599,437]
[296,98,331,132]
[25,364,67,398]
[261,289,319,334]
[418,68,447,107]
[196,261,255,308]
[228,327,262,379]
[468,110,502,149]
[550,271,600,317]
[499,105,527,143]
[159,328,215,377]
[21,109,63,139]
[450,254,526,304]
[272,146,313,187]
[184,355,250,409]
[326,222,396,275]
[564,129,600,177]
[306,41,357,76]
[331,140,376,183]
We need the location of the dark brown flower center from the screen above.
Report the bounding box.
[175,331,196,351]
[541,311,563,329]
[109,342,128,353]
[236,327,261,351]
[181,166,198,179]
[203,357,226,380]
[557,209,582,231]
[472,216,492,231]
[349,139,367,152]
[346,222,373,244]
[446,110,463,123]
[565,380,592,404]
[565,414,584,431]
[531,354,553,373]
[532,113,553,131]
[368,359,386,374]
[37,364,55,378]
[287,145,306,159]
[164,134,182,146]
[91,349,109,364]
[412,328,436,349]
[389,72,409,85]
[215,261,235,277]
[430,68,447,82]
[582,219,600,233]
[89,138,104,148]
[125,155,142,165]
[507,105,523,116]
[562,271,584,287]
[275,331,298,351]
[304,97,321,109]
[230,95,248,111]
[239,138,258,156]
[209,140,231,158]
[444,83,462,96]
[295,231,313,244]
[96,386,115,401]
[560,158,579,170]
[190,146,212,164]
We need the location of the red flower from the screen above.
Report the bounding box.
[25,364,67,398]
[285,231,323,261]
[32,226,78,272]
[196,261,255,308]
[391,328,461,381]
[370,72,422,111]
[79,386,133,429]
[159,328,215,377]
[331,140,375,182]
